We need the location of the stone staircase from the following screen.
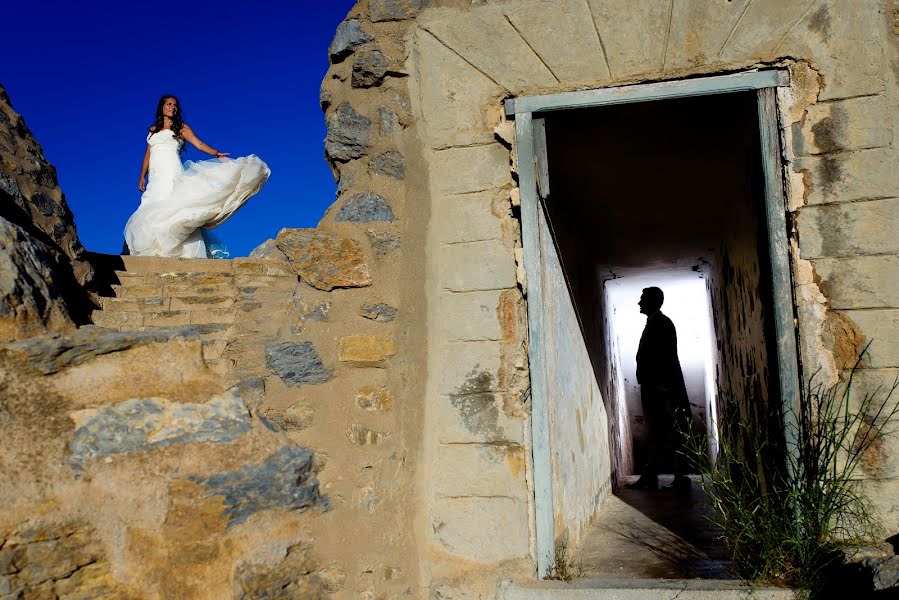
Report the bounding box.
[90,256,238,375]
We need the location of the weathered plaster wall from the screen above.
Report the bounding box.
[537,210,612,554]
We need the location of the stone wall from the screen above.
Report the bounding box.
[0,84,96,341]
[399,0,898,591]
[0,327,328,599]
[2,0,898,597]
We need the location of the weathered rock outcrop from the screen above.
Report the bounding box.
[0,84,96,341]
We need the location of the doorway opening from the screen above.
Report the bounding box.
[528,87,788,577]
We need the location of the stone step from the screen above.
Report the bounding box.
[99,296,168,312]
[110,282,235,300]
[115,271,235,287]
[110,283,165,299]
[187,308,236,326]
[168,295,235,310]
[117,255,234,274]
[91,310,145,329]
[163,283,236,298]
[499,580,798,600]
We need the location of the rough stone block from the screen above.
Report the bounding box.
[359,302,397,322]
[369,150,405,179]
[187,446,321,527]
[812,255,899,309]
[436,191,504,244]
[347,423,390,445]
[367,230,400,257]
[432,144,511,196]
[248,238,288,261]
[839,309,899,368]
[274,228,372,290]
[356,386,394,411]
[69,388,251,467]
[352,48,389,87]
[234,543,326,598]
[439,290,502,341]
[798,197,898,258]
[338,335,396,366]
[435,444,527,497]
[265,401,315,432]
[415,28,503,148]
[439,240,517,292]
[378,107,400,134]
[794,148,898,206]
[431,497,529,562]
[437,341,502,395]
[794,95,891,156]
[369,0,426,22]
[325,103,371,163]
[436,394,523,444]
[336,191,395,222]
[2,325,203,375]
[266,341,334,385]
[329,19,373,62]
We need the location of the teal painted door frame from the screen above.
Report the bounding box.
[507,69,798,578]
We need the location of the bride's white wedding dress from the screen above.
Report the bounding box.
[124,129,270,258]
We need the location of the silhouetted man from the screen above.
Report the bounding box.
[629,287,692,492]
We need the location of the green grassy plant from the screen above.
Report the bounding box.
[684,348,899,592]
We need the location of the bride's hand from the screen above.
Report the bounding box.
[215,152,230,159]
[138,176,146,192]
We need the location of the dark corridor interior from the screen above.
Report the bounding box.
[542,91,782,484]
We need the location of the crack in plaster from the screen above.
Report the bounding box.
[420,27,510,93]
[660,0,675,71]
[715,0,754,59]
[772,0,828,54]
[581,0,613,78]
[502,13,561,85]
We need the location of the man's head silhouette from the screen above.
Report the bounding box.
[638,287,664,315]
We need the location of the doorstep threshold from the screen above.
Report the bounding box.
[499,578,800,600]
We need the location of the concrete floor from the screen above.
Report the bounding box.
[575,475,731,579]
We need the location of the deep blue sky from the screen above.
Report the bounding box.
[5,1,357,257]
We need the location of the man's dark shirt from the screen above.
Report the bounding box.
[636,311,688,404]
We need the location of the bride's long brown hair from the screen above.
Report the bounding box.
[149,95,185,140]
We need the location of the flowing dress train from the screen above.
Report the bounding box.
[124,129,270,258]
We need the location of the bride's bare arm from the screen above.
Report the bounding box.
[138,144,150,191]
[181,124,229,158]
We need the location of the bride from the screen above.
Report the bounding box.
[124,95,270,258]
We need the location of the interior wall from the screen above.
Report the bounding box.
[538,209,612,552]
[543,91,778,475]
